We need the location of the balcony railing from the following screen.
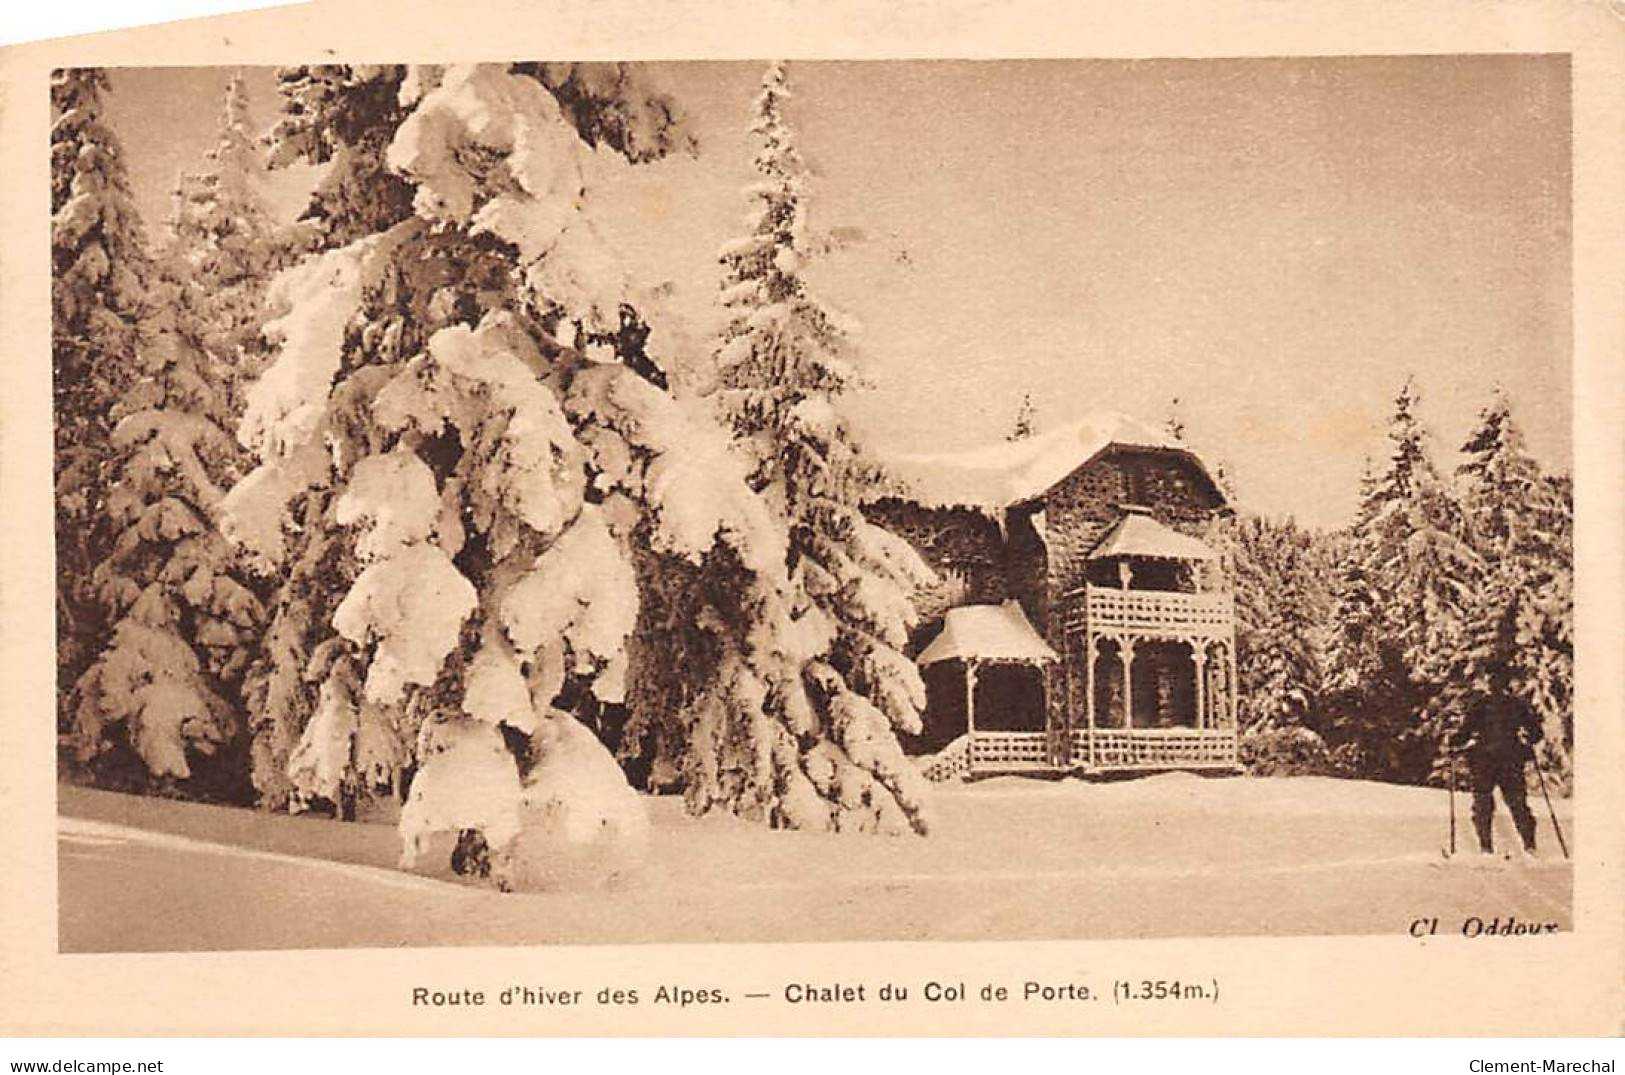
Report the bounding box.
[1062,584,1234,640]
[1075,727,1238,769]
[967,730,1053,771]
[915,728,1240,779]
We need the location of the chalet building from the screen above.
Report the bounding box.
[866,413,1239,781]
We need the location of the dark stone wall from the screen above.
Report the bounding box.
[864,498,1010,612]
[1123,451,1223,538]
[1038,449,1221,598]
[1035,456,1129,601]
[1003,505,1049,629]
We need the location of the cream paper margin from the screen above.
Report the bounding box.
[0,0,1620,1038]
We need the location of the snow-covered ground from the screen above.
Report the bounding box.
[57,774,1572,952]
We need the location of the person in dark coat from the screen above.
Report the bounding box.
[1449,661,1543,858]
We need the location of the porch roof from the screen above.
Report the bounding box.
[1088,511,1218,563]
[917,601,1060,666]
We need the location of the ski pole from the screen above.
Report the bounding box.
[1448,750,1458,857]
[1531,755,1570,860]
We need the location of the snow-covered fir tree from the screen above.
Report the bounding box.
[163,71,299,416]
[705,61,934,835]
[52,68,152,725]
[1323,457,1382,694]
[231,65,457,812]
[68,275,265,794]
[1450,391,1573,784]
[231,63,688,829]
[226,63,930,880]
[1226,515,1332,736]
[1324,380,1478,782]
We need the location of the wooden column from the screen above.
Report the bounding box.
[1121,638,1136,729]
[1192,642,1207,731]
[965,659,978,736]
[1084,632,1097,768]
[1059,632,1073,768]
[1226,642,1239,729]
[1209,646,1222,728]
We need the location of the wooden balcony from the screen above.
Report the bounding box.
[1062,584,1234,641]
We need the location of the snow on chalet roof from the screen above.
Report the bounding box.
[881,411,1214,512]
[1088,509,1218,563]
[917,601,1060,666]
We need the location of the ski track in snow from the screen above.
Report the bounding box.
[59,816,479,899]
[1474,858,1571,918]
[727,850,1569,891]
[61,818,1568,899]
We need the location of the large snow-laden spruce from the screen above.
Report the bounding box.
[52,69,152,728]
[1325,380,1479,783]
[162,71,300,417]
[227,63,932,883]
[224,228,393,808]
[707,62,934,834]
[69,290,264,790]
[1450,392,1573,784]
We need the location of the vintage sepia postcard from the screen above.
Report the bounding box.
[1,0,1621,1039]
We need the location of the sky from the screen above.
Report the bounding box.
[106,56,1571,529]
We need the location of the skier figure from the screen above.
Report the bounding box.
[1449,659,1543,860]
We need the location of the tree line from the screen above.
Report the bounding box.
[1209,381,1573,788]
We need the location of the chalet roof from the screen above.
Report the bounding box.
[879,411,1221,512]
[917,601,1060,666]
[1088,510,1218,563]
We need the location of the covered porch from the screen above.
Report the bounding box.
[912,601,1060,780]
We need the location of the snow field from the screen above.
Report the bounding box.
[59,773,1571,951]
